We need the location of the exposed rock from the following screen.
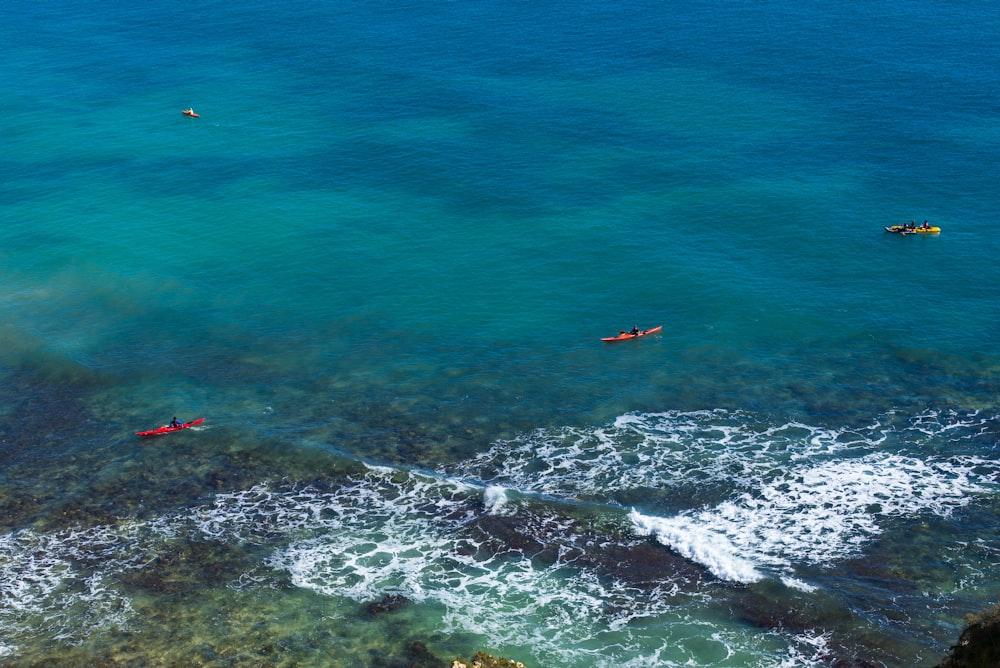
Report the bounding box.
[365,593,409,617]
[452,652,526,668]
[935,600,1000,668]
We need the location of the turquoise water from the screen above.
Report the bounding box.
[2,1,999,666]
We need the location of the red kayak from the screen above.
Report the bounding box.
[182,108,199,118]
[602,325,662,343]
[136,417,205,437]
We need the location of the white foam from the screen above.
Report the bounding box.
[0,469,823,664]
[452,410,999,586]
[630,510,762,583]
[483,485,510,514]
[0,526,139,653]
[243,469,700,662]
[0,531,73,612]
[777,631,831,668]
[627,449,993,585]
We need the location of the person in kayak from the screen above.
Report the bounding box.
[170,417,184,428]
[630,326,640,336]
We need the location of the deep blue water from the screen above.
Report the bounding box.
[1,1,998,666]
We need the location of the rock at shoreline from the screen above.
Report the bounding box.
[935,601,1000,668]
[451,651,526,668]
[365,593,409,617]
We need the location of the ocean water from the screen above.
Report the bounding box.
[1,1,998,666]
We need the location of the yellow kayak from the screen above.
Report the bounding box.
[885,225,940,234]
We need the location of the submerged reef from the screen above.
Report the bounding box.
[935,600,1000,668]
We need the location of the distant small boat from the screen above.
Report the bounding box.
[602,325,663,343]
[885,224,940,234]
[182,108,199,118]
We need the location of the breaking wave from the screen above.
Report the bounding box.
[448,409,999,584]
[2,409,997,665]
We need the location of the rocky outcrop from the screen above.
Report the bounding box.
[935,601,1000,668]
[450,652,526,668]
